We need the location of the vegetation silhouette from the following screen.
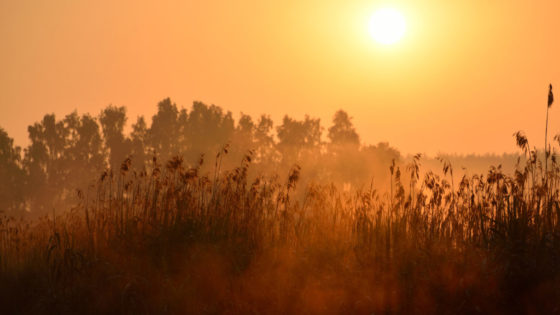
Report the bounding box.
[2,99,409,218]
[1,93,559,313]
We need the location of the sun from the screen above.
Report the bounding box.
[368,8,406,45]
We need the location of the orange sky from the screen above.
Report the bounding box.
[1,0,560,155]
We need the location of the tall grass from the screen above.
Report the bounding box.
[1,137,560,313]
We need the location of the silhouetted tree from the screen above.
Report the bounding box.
[361,142,401,185]
[184,101,234,161]
[130,116,148,170]
[177,108,189,156]
[325,110,361,185]
[0,128,25,214]
[24,114,69,213]
[328,110,360,149]
[276,115,322,162]
[64,113,106,190]
[365,142,400,163]
[237,113,255,141]
[254,115,277,164]
[229,113,256,163]
[23,112,107,215]
[99,105,131,170]
[148,98,180,163]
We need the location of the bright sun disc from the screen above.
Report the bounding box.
[368,8,406,45]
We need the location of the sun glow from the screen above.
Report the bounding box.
[368,8,406,45]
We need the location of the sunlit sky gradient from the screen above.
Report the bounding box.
[1,0,560,155]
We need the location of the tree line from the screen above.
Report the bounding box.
[0,98,401,217]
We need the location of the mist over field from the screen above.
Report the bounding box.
[3,1,560,314]
[3,98,559,314]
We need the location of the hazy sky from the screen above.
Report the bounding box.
[1,0,560,155]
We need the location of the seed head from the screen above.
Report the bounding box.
[548,84,554,108]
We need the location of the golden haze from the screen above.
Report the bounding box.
[1,0,560,154]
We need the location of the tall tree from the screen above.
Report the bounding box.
[24,112,107,215]
[148,98,180,163]
[276,115,322,162]
[184,101,234,161]
[254,115,276,164]
[64,113,106,189]
[130,116,148,170]
[322,110,363,185]
[0,128,25,214]
[327,110,360,149]
[24,114,69,214]
[229,113,256,162]
[99,105,131,170]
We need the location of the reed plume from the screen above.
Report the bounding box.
[545,84,554,184]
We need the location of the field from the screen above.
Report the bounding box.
[4,1,560,314]
[1,138,560,314]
